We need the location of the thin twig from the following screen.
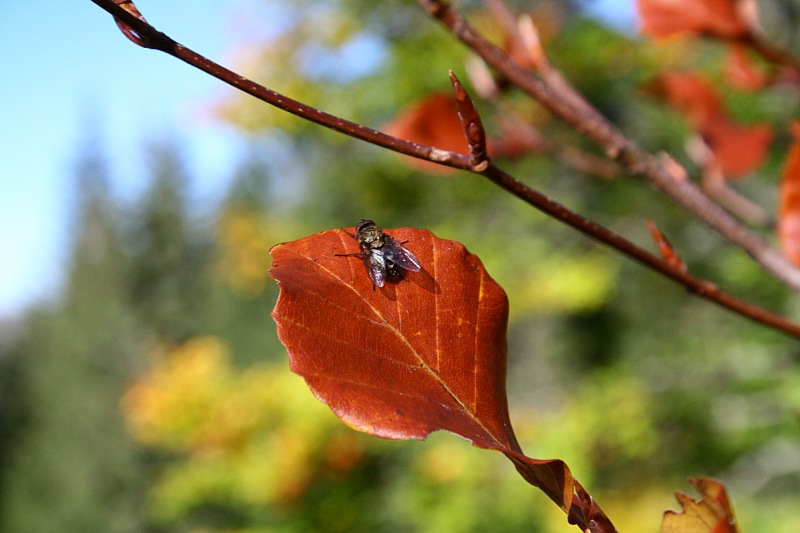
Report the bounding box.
[478,163,800,337]
[741,31,800,79]
[697,154,773,228]
[465,57,622,179]
[417,0,800,292]
[88,0,800,339]
[449,71,489,169]
[91,0,473,170]
[445,54,800,337]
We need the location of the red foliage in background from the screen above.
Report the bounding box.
[636,0,752,39]
[724,45,768,90]
[383,94,471,174]
[778,123,800,266]
[649,73,773,177]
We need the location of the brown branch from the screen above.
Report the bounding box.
[465,58,623,179]
[477,164,800,338]
[91,0,473,170]
[87,0,800,341]
[445,49,800,339]
[417,0,800,293]
[694,145,773,228]
[741,31,800,80]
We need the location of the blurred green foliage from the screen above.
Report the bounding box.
[3,0,800,532]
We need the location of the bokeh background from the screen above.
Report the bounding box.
[2,1,800,532]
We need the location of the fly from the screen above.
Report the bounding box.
[339,219,421,288]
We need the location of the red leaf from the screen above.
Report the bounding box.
[269,225,573,510]
[383,92,537,171]
[662,477,739,533]
[650,73,772,177]
[649,73,725,128]
[636,0,751,40]
[778,122,800,265]
[724,44,768,90]
[383,94,470,174]
[702,119,773,178]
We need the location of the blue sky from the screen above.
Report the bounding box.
[0,0,635,318]
[0,1,245,317]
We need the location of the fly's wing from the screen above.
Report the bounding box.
[362,250,387,287]
[383,235,422,272]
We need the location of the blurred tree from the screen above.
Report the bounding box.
[0,139,150,533]
[205,151,285,366]
[0,325,27,524]
[125,140,212,343]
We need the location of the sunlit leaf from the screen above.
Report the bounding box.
[662,477,739,533]
[269,225,574,509]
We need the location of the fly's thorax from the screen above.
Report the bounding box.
[355,220,386,250]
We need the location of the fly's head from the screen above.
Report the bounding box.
[355,219,385,251]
